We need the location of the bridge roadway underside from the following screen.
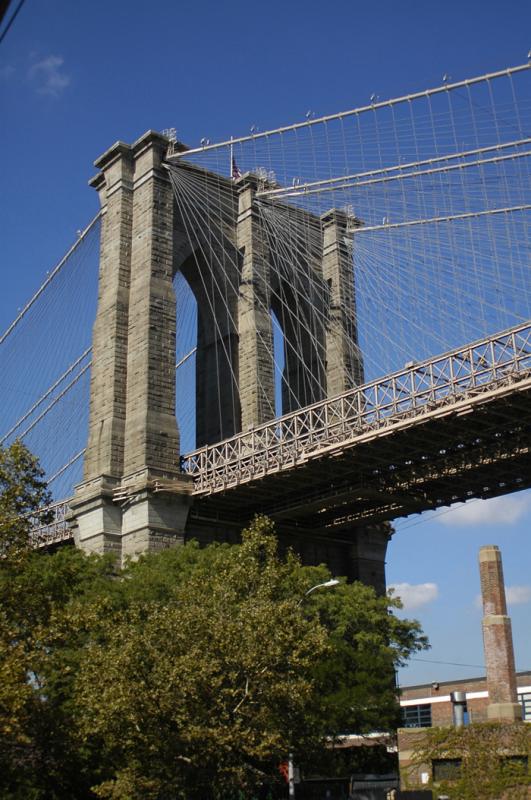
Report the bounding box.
[185,381,531,543]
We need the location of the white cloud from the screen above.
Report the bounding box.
[28,55,70,96]
[506,585,531,605]
[437,493,531,527]
[388,582,439,610]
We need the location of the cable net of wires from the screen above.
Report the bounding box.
[1,63,530,505]
[0,219,100,501]
[168,64,530,407]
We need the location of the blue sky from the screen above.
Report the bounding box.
[1,0,530,686]
[388,492,531,687]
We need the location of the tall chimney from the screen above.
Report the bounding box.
[479,545,521,722]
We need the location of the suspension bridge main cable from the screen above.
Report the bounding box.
[167,63,531,158]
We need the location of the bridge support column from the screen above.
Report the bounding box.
[321,210,363,394]
[122,131,179,474]
[84,144,134,480]
[71,141,135,556]
[120,131,189,560]
[236,175,275,429]
[71,131,193,562]
[120,473,193,560]
[345,524,392,595]
[70,477,123,557]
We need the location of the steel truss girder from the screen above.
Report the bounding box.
[182,321,531,498]
[32,322,531,545]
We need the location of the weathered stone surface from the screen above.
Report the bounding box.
[69,475,122,557]
[321,209,364,395]
[73,132,190,564]
[121,476,193,562]
[236,175,275,429]
[84,144,134,480]
[123,132,180,476]
[346,524,392,595]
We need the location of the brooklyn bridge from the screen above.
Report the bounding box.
[1,62,530,593]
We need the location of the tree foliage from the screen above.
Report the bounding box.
[407,722,531,800]
[0,444,428,799]
[305,573,427,737]
[0,441,52,770]
[0,443,114,798]
[0,440,51,561]
[73,521,332,799]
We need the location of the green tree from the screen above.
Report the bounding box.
[0,440,52,776]
[0,440,51,562]
[299,570,427,738]
[73,520,331,799]
[0,547,117,799]
[72,518,428,799]
[0,444,428,800]
[0,442,115,798]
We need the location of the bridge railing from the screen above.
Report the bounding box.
[181,322,531,494]
[29,500,71,548]
[25,321,531,540]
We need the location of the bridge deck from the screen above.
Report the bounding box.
[31,322,531,545]
[181,321,531,530]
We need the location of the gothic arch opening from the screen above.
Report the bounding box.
[173,245,240,450]
[269,269,327,417]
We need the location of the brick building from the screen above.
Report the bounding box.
[396,546,530,793]
[399,671,531,728]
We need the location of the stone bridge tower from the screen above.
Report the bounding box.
[70,130,390,592]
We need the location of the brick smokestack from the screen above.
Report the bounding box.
[479,545,521,722]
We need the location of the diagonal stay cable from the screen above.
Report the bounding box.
[0,213,100,347]
[0,346,93,445]
[17,362,91,441]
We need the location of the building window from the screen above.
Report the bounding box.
[519,692,531,721]
[500,755,528,780]
[432,758,462,782]
[402,703,432,728]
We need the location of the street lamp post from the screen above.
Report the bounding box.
[298,578,340,604]
[288,578,340,799]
